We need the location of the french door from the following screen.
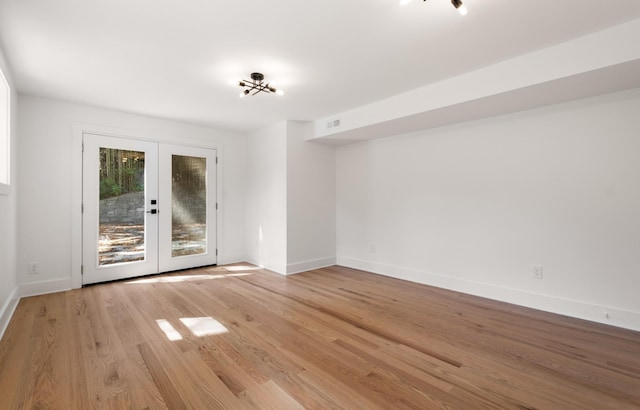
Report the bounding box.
[82,133,217,285]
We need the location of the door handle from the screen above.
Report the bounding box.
[146,209,158,214]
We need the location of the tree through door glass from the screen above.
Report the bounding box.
[99,148,146,265]
[171,155,207,257]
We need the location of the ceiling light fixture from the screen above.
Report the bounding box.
[237,72,284,97]
[412,0,468,15]
[450,0,468,15]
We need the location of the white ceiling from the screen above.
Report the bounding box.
[1,0,640,134]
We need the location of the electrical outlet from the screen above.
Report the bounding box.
[531,264,543,279]
[28,262,39,275]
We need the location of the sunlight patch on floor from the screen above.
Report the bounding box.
[180,317,228,337]
[156,317,228,340]
[224,265,261,272]
[156,319,183,341]
[125,272,252,284]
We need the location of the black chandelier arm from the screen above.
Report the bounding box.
[237,72,282,96]
[241,82,277,95]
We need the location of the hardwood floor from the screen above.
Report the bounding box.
[1,264,639,409]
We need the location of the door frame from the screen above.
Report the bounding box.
[71,123,224,289]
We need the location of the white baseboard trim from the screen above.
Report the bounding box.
[243,256,287,276]
[19,278,72,298]
[242,256,336,276]
[0,287,20,340]
[218,254,248,266]
[338,256,640,332]
[287,256,337,275]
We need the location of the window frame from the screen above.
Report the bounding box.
[0,65,10,195]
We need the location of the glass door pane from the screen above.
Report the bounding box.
[99,148,146,265]
[158,144,217,272]
[171,155,207,257]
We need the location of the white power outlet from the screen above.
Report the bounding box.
[531,264,543,279]
[28,262,39,274]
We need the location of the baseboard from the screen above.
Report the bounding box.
[0,287,19,340]
[287,256,337,275]
[244,256,288,276]
[337,256,640,332]
[218,253,247,266]
[19,277,72,298]
[242,256,336,276]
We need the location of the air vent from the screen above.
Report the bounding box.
[326,119,341,129]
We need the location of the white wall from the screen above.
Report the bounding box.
[17,95,247,294]
[314,18,640,143]
[336,88,640,331]
[0,47,19,337]
[245,120,337,275]
[245,121,288,273]
[286,121,336,273]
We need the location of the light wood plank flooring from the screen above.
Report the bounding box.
[1,264,639,409]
